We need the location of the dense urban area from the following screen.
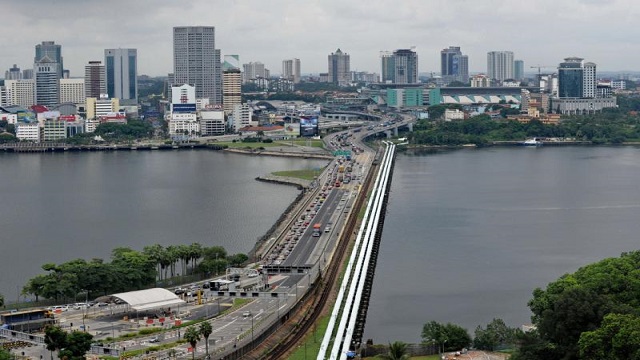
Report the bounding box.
[3,20,640,360]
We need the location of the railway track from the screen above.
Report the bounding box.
[247,153,379,360]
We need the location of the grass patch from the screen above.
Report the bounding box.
[362,356,439,360]
[276,139,325,148]
[272,169,324,181]
[286,315,331,360]
[215,141,281,149]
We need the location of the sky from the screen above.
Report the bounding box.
[2,0,640,78]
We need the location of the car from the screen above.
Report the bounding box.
[148,337,160,343]
[242,311,251,318]
[96,302,109,307]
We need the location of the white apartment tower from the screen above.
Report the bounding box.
[282,58,301,84]
[487,51,514,82]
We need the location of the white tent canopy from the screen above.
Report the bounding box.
[111,288,186,311]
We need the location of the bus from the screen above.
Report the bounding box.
[312,223,321,237]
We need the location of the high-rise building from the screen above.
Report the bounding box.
[487,51,514,81]
[104,49,138,103]
[558,57,584,98]
[380,51,395,83]
[59,78,85,104]
[84,61,106,99]
[34,57,60,107]
[2,80,35,107]
[392,49,418,84]
[514,60,525,81]
[173,26,222,104]
[223,68,242,115]
[22,69,33,80]
[5,64,22,80]
[328,48,350,86]
[242,62,269,84]
[441,46,468,83]
[35,41,63,78]
[282,58,301,84]
[583,62,597,98]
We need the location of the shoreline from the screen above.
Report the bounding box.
[402,140,640,150]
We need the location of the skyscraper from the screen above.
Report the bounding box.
[35,41,63,79]
[173,26,222,104]
[380,52,395,83]
[487,51,514,81]
[583,62,596,98]
[223,54,241,114]
[5,64,21,80]
[514,60,525,81]
[441,46,462,83]
[392,49,418,84]
[282,58,301,84]
[84,61,106,99]
[558,57,584,98]
[328,49,350,86]
[453,54,469,83]
[104,49,138,103]
[242,62,269,84]
[34,57,60,107]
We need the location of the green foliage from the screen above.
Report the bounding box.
[0,293,3,307]
[199,321,213,356]
[23,243,245,302]
[579,313,640,360]
[93,119,153,142]
[0,348,11,360]
[421,321,471,352]
[514,250,640,359]
[473,318,520,351]
[227,253,249,267]
[138,328,163,335]
[262,138,273,143]
[0,132,17,143]
[59,331,93,360]
[377,341,410,360]
[183,326,200,360]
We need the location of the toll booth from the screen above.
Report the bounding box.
[0,309,55,333]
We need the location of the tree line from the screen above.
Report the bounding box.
[21,243,248,302]
[388,250,640,359]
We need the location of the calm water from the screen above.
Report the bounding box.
[0,150,327,302]
[364,146,640,344]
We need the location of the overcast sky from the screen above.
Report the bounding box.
[3,0,639,78]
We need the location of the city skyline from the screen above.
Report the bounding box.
[2,0,640,78]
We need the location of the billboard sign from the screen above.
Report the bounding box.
[172,103,197,113]
[284,122,300,137]
[299,116,318,137]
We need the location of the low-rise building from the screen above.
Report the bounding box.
[42,119,66,141]
[169,113,199,138]
[15,122,40,142]
[200,109,225,136]
[444,108,465,121]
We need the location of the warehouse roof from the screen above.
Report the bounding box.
[110,288,186,311]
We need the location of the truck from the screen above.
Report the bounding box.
[338,165,345,173]
[312,223,321,237]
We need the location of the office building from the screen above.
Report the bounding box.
[441,46,469,83]
[328,48,350,86]
[514,60,525,81]
[35,41,63,78]
[173,26,222,104]
[22,69,33,80]
[380,51,395,83]
[200,109,226,136]
[282,58,301,84]
[223,68,242,115]
[86,97,120,120]
[583,62,597,98]
[2,80,35,107]
[392,49,418,84]
[34,58,60,107]
[487,51,514,81]
[5,65,22,80]
[84,61,106,99]
[558,57,584,98]
[59,78,85,104]
[233,103,252,131]
[105,49,138,103]
[243,62,269,84]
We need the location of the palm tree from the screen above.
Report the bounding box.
[0,293,4,308]
[199,321,213,358]
[378,341,410,360]
[165,245,180,277]
[183,327,201,360]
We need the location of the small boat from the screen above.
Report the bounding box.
[521,138,543,146]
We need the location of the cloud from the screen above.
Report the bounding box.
[1,0,639,77]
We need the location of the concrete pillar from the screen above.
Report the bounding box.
[384,130,391,138]
[408,123,413,132]
[393,126,398,137]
